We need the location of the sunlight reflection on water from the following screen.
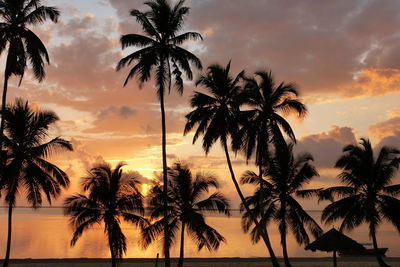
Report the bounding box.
[0,208,398,259]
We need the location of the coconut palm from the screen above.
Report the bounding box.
[233,71,307,265]
[1,99,72,267]
[234,70,307,167]
[241,143,323,267]
[64,162,146,267]
[319,138,400,267]
[184,61,280,267]
[0,0,60,162]
[116,1,202,264]
[141,162,230,267]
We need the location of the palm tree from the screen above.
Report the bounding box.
[241,143,323,267]
[233,70,307,265]
[116,1,202,264]
[0,0,60,163]
[234,70,307,167]
[184,61,280,267]
[1,99,72,267]
[142,162,230,267]
[64,162,147,267]
[319,138,400,267]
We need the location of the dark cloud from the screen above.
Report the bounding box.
[98,105,137,119]
[296,126,357,168]
[83,105,187,136]
[376,135,400,149]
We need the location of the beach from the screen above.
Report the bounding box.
[3,258,400,267]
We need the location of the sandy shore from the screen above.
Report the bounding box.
[2,258,400,267]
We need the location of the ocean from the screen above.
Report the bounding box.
[0,208,398,259]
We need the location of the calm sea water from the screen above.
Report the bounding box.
[0,208,398,259]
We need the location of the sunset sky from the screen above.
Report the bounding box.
[5,0,400,208]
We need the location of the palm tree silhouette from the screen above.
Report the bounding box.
[64,162,147,267]
[319,138,400,267]
[0,0,60,164]
[241,143,322,267]
[184,61,280,267]
[234,70,307,166]
[116,1,202,264]
[141,162,230,267]
[233,70,307,265]
[1,99,72,267]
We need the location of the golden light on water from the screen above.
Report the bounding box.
[1,209,399,259]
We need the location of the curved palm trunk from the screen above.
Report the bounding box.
[279,200,292,267]
[258,163,277,266]
[222,142,280,267]
[3,202,13,267]
[370,224,389,267]
[159,79,170,267]
[178,222,185,267]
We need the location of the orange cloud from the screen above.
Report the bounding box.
[369,116,400,142]
[340,68,400,97]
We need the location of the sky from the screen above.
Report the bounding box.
[5,0,400,208]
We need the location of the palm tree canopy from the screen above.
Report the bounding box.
[142,162,230,252]
[320,138,400,234]
[241,143,322,245]
[1,99,72,207]
[0,0,60,81]
[234,70,307,165]
[116,0,202,96]
[64,162,147,260]
[184,61,246,153]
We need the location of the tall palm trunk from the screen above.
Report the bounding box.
[0,52,11,169]
[3,201,13,267]
[279,199,291,267]
[222,142,280,267]
[370,224,389,267]
[158,63,170,267]
[258,164,264,219]
[108,238,116,267]
[0,59,10,267]
[280,223,291,267]
[178,222,185,267]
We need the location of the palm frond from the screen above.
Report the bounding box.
[195,192,230,216]
[378,194,400,232]
[120,34,156,49]
[171,32,203,44]
[321,194,364,227]
[382,184,400,196]
[187,211,225,251]
[70,216,101,246]
[24,5,59,24]
[130,9,161,40]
